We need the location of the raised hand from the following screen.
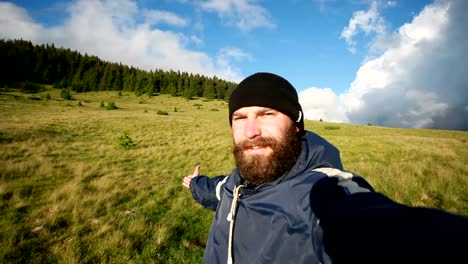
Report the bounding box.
[182,165,200,188]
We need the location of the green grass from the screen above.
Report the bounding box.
[0,88,467,263]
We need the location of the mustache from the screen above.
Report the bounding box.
[235,137,275,151]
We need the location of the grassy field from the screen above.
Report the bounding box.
[1,88,467,263]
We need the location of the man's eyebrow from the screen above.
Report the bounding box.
[258,108,277,113]
[232,112,246,117]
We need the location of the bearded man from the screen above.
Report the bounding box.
[182,72,467,264]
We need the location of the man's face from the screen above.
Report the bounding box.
[231,106,302,185]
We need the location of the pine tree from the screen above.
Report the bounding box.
[98,63,112,91]
[203,79,216,99]
[112,65,123,91]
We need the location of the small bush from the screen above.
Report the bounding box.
[60,89,72,100]
[106,102,118,110]
[77,101,83,107]
[0,132,13,144]
[114,131,136,149]
[157,110,168,116]
[21,81,44,93]
[368,122,373,126]
[44,93,51,100]
[72,83,83,93]
[100,101,105,108]
[174,107,178,112]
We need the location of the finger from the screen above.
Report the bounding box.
[183,175,193,188]
[193,165,201,176]
[182,177,189,188]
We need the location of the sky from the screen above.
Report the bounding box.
[1,0,467,130]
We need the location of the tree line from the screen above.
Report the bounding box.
[0,39,238,100]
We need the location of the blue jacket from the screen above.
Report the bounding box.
[190,131,353,263]
[190,131,468,263]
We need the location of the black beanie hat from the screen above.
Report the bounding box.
[229,72,304,133]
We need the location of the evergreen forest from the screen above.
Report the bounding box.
[0,39,237,100]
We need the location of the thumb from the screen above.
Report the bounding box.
[193,165,201,176]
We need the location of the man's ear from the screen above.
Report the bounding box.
[295,127,300,133]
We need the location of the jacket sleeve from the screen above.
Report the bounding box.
[310,171,468,264]
[189,175,228,211]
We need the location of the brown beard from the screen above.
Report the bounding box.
[232,125,302,185]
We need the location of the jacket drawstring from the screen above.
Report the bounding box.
[227,184,244,264]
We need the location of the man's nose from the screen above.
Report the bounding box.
[244,118,261,139]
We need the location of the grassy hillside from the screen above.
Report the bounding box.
[1,88,467,263]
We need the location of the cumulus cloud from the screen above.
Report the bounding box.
[198,0,275,31]
[340,1,386,54]
[299,87,349,123]
[300,0,468,130]
[0,2,45,40]
[0,0,246,82]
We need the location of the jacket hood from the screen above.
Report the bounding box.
[292,130,343,176]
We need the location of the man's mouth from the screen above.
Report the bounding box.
[237,137,274,154]
[248,145,263,150]
[244,145,271,154]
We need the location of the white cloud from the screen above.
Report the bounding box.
[340,1,386,54]
[0,0,246,82]
[218,47,253,62]
[300,0,467,130]
[142,9,188,27]
[190,35,203,45]
[299,87,349,123]
[198,0,275,31]
[215,47,253,82]
[0,2,45,40]
[339,0,468,130]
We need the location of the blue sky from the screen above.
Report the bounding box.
[1,0,467,130]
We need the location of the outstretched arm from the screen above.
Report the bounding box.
[182,165,228,211]
[310,171,468,264]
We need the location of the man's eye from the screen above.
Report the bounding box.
[233,116,246,121]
